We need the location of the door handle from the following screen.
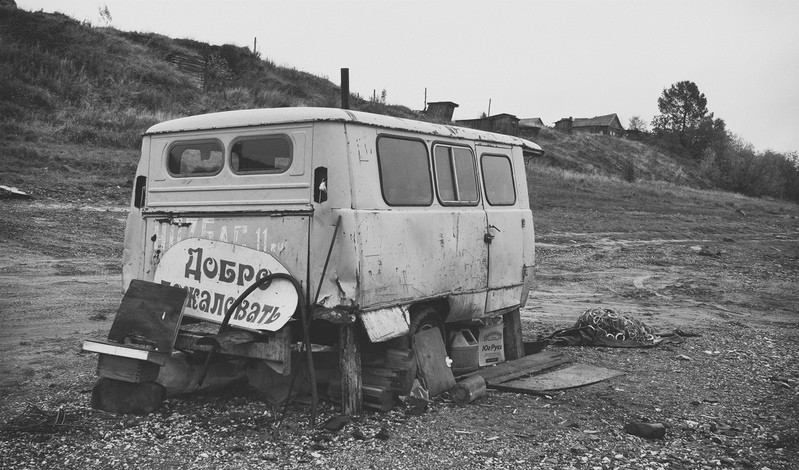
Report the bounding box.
[484,225,500,243]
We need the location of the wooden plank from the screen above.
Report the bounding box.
[492,364,625,394]
[503,308,525,361]
[195,330,263,348]
[174,328,291,374]
[83,340,169,365]
[97,354,160,383]
[470,351,570,386]
[107,280,187,352]
[412,328,455,397]
[362,385,395,412]
[339,323,362,416]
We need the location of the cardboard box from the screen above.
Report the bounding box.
[477,316,505,366]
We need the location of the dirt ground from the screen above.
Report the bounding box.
[1,190,798,469]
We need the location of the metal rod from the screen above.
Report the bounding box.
[340,68,349,110]
[314,215,342,304]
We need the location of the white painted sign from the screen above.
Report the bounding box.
[154,238,298,332]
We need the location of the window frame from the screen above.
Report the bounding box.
[229,134,294,175]
[480,153,517,206]
[166,139,225,178]
[376,134,434,207]
[431,142,480,206]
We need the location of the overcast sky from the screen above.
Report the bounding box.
[17,0,799,154]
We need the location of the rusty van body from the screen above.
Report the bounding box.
[122,107,542,410]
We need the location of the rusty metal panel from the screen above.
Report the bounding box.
[359,306,410,343]
[445,291,488,322]
[354,209,488,309]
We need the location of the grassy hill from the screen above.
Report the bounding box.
[0,5,783,202]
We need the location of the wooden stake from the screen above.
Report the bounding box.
[339,323,362,416]
[503,308,525,360]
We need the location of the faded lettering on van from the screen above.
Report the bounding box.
[156,218,278,253]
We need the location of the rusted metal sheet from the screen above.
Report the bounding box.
[360,306,410,343]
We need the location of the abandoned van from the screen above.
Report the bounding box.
[97,107,542,414]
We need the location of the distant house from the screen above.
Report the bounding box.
[424,101,459,121]
[455,113,520,137]
[519,118,547,139]
[555,114,625,137]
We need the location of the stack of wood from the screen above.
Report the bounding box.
[360,347,416,411]
[327,347,416,412]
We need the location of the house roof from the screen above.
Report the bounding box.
[519,118,546,128]
[426,101,459,107]
[573,113,622,129]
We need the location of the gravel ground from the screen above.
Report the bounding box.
[2,192,798,469]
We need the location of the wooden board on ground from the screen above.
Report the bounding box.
[492,363,624,394]
[470,350,570,386]
[412,328,455,397]
[107,280,188,352]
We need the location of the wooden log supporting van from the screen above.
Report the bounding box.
[105,107,542,415]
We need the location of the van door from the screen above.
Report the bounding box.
[477,146,526,313]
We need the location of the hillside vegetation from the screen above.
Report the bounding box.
[0,6,794,201]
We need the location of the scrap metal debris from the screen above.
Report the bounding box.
[1,404,117,434]
[547,307,698,347]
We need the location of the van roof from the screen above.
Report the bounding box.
[144,107,543,152]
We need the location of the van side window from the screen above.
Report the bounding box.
[481,154,516,205]
[231,136,292,174]
[433,145,479,205]
[377,136,433,206]
[167,141,224,177]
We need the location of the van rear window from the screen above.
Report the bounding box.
[481,154,516,205]
[377,136,433,206]
[231,136,292,174]
[167,141,224,177]
[434,145,479,205]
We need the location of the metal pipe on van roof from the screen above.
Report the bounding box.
[341,68,350,110]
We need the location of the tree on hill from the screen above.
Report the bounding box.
[652,80,707,135]
[628,115,648,132]
[652,80,726,158]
